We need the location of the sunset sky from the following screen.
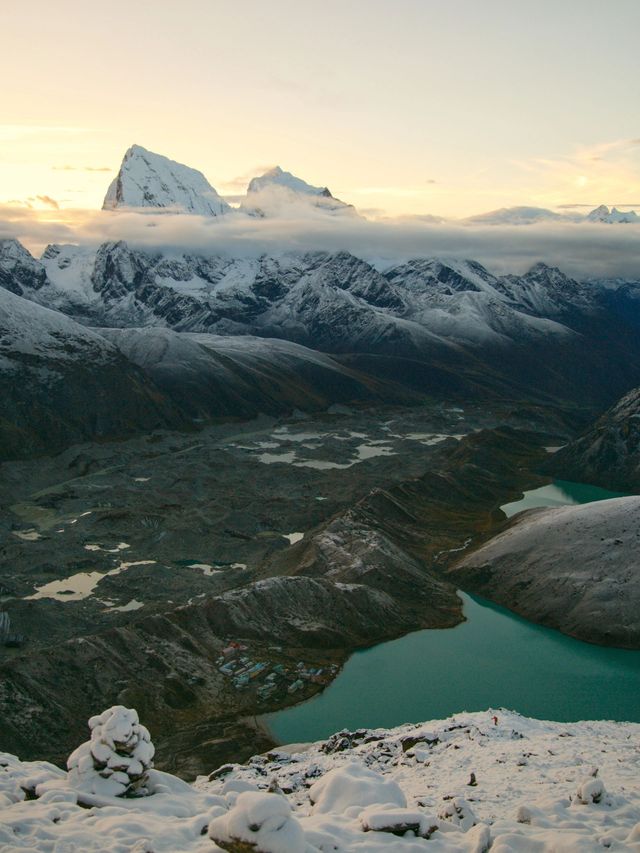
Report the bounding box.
[3,0,639,218]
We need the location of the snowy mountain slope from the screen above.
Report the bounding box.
[0,285,115,370]
[98,327,420,418]
[32,243,576,349]
[495,262,594,318]
[103,145,231,216]
[0,288,186,459]
[0,238,47,296]
[451,495,640,647]
[384,258,501,296]
[247,166,336,198]
[547,386,640,492]
[384,258,580,345]
[242,165,356,216]
[2,710,640,851]
[36,243,105,319]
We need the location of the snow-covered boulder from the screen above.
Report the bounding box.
[67,706,155,798]
[359,804,436,837]
[437,797,478,830]
[309,762,406,815]
[208,790,306,853]
[574,775,607,806]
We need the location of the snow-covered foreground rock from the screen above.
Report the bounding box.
[2,709,640,851]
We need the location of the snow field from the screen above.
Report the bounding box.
[1,709,640,850]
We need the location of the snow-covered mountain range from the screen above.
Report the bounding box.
[2,145,640,457]
[465,204,640,225]
[98,145,639,224]
[2,232,640,459]
[586,204,640,224]
[2,241,608,350]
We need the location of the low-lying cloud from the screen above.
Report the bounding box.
[1,204,639,280]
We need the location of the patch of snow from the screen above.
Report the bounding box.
[12,530,42,542]
[84,542,130,553]
[187,563,222,577]
[259,451,298,465]
[26,560,155,601]
[110,599,144,613]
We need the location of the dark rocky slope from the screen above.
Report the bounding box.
[99,327,421,419]
[545,387,640,492]
[0,575,449,776]
[0,287,188,460]
[0,423,559,775]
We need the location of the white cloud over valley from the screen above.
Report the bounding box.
[1,204,639,280]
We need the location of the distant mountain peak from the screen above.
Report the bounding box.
[103,145,231,216]
[464,206,565,225]
[247,166,333,198]
[586,204,639,223]
[243,166,355,216]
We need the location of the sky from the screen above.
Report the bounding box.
[2,0,640,219]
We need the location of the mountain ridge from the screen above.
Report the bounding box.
[4,236,640,412]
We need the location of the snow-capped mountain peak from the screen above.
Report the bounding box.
[102,144,231,216]
[243,165,356,216]
[586,204,639,223]
[247,165,333,198]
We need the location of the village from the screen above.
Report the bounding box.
[215,640,339,706]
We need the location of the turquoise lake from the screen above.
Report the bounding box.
[500,479,629,517]
[265,480,639,744]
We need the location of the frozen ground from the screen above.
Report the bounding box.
[1,709,640,851]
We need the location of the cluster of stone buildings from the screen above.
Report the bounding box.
[216,641,337,703]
